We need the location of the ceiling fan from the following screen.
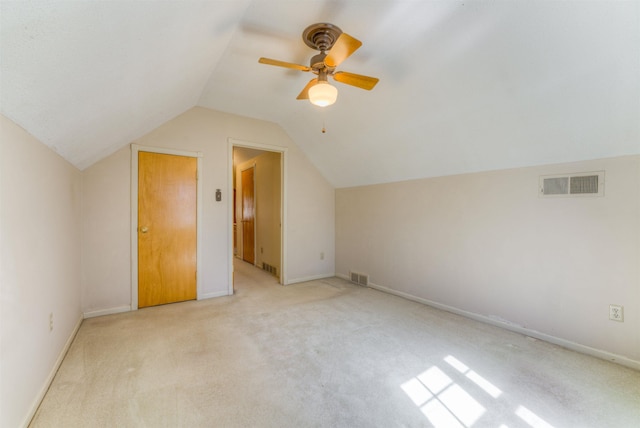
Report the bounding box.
[258,23,379,107]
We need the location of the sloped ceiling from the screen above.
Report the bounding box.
[1,1,638,187]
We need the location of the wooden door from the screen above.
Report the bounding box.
[241,167,255,264]
[138,151,197,308]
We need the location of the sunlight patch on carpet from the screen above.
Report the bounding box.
[401,355,555,427]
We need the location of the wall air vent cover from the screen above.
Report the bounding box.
[350,271,369,286]
[539,171,604,197]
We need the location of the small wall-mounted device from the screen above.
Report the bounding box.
[215,189,222,201]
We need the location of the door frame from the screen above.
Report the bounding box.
[130,144,203,310]
[228,138,287,288]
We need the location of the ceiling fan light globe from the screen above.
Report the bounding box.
[308,82,338,107]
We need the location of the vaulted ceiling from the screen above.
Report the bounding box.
[1,1,638,187]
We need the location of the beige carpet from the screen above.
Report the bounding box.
[31,261,640,427]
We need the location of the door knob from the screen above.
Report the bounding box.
[140,226,149,233]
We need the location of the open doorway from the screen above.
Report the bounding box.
[230,140,286,292]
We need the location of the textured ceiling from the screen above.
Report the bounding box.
[1,1,639,187]
[1,0,250,169]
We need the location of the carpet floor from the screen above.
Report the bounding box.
[31,261,640,427]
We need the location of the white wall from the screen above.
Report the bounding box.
[254,151,282,274]
[336,155,639,365]
[81,147,131,315]
[0,115,83,428]
[82,107,335,314]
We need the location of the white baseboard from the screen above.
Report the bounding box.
[22,313,83,428]
[338,274,640,371]
[198,290,230,300]
[83,305,131,319]
[83,292,232,316]
[286,273,335,285]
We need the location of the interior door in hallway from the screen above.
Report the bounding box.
[241,166,255,264]
[138,151,197,308]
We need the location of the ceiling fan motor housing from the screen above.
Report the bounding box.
[309,53,329,73]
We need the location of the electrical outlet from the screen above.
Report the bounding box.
[609,304,624,322]
[49,313,54,332]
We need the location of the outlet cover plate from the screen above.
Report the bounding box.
[609,304,624,322]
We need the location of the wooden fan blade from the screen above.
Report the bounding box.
[259,57,311,72]
[324,33,362,68]
[297,79,318,99]
[333,71,379,90]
